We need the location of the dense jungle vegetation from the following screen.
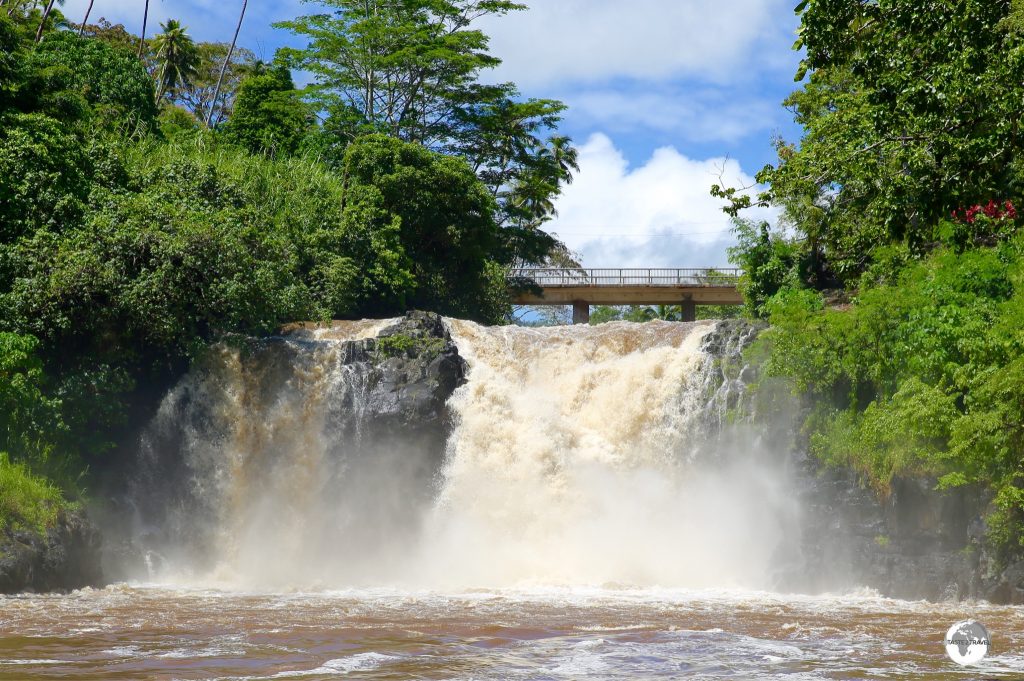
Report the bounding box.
[0,1,578,536]
[717,0,1024,564]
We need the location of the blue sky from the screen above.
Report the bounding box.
[61,0,804,268]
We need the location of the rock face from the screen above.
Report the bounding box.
[0,510,103,594]
[703,318,1020,604]
[109,310,468,579]
[357,310,468,428]
[314,310,468,471]
[791,466,992,601]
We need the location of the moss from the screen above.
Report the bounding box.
[375,333,446,360]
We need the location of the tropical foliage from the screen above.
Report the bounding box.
[277,0,579,258]
[721,0,1024,564]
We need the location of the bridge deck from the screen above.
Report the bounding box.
[509,268,743,305]
[508,268,743,323]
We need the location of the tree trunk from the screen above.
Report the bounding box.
[205,0,247,128]
[137,0,149,58]
[78,0,95,36]
[33,0,56,43]
[155,63,168,103]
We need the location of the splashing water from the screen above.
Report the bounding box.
[417,320,798,589]
[127,317,798,591]
[5,318,1024,681]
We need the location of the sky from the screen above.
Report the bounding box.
[60,0,804,268]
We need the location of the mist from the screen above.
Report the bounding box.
[124,318,804,592]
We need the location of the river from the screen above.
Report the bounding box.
[2,318,1021,679]
[1,586,1022,679]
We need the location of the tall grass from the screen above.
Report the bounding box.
[0,453,69,534]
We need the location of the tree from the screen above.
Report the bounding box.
[0,333,63,462]
[276,0,576,266]
[0,113,92,241]
[138,0,148,57]
[726,219,808,316]
[78,18,137,52]
[28,30,158,129]
[222,65,312,156]
[33,0,58,43]
[76,0,93,36]
[720,0,1024,289]
[337,134,506,321]
[176,42,256,124]
[0,15,23,109]
[206,0,247,127]
[277,0,523,143]
[151,20,199,103]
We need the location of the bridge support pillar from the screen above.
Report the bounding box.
[680,296,696,322]
[572,301,590,325]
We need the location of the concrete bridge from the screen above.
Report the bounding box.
[509,268,744,324]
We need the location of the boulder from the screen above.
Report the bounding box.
[0,509,103,594]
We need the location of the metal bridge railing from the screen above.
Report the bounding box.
[508,268,743,287]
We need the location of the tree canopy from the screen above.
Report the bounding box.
[277,0,579,263]
[720,0,1024,288]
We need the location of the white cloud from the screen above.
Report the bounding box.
[547,133,775,268]
[480,0,799,89]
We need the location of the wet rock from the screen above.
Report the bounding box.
[0,510,103,594]
[700,318,1012,603]
[984,561,1024,605]
[791,466,989,601]
[700,318,767,362]
[361,311,468,426]
[115,311,467,577]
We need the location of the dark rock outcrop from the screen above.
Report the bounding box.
[702,318,1018,604]
[987,560,1024,604]
[790,466,993,601]
[0,510,103,594]
[354,310,467,427]
[112,311,467,578]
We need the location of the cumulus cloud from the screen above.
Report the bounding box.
[480,0,799,89]
[546,133,776,268]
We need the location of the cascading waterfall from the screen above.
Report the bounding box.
[129,317,799,590]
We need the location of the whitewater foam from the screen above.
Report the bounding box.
[132,317,799,591]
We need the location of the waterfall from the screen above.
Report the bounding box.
[129,316,799,590]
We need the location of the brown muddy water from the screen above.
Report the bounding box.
[1,586,1022,680]
[5,321,1022,679]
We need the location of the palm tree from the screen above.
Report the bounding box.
[137,0,149,58]
[206,0,247,128]
[151,19,199,102]
[5,0,39,16]
[78,0,95,36]
[652,305,684,321]
[34,0,62,43]
[542,135,580,185]
[507,173,559,226]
